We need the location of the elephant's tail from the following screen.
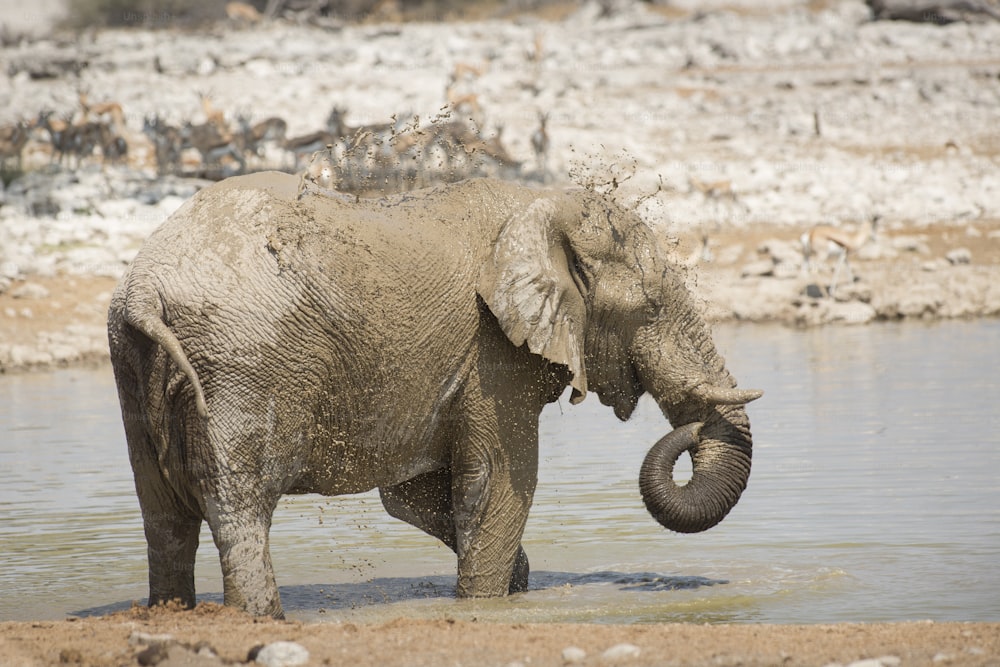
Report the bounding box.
[123,282,210,419]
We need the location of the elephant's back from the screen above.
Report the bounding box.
[123,173,307,340]
[138,171,294,257]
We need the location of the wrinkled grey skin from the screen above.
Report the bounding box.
[108,172,762,618]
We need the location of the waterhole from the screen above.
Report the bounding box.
[2,320,998,623]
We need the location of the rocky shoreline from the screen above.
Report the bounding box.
[3,222,999,374]
[2,0,999,372]
[1,184,998,373]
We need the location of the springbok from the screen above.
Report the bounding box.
[801,215,880,297]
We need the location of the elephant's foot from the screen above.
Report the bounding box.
[456,542,531,598]
[508,546,530,594]
[207,502,284,618]
[144,515,201,611]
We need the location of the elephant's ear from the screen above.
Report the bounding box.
[478,197,588,401]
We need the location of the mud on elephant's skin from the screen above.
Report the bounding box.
[107,172,762,618]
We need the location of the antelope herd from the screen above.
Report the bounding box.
[0,76,548,194]
[2,90,132,171]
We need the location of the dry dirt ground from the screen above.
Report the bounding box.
[0,602,998,667]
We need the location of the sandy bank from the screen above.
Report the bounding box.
[1,602,998,667]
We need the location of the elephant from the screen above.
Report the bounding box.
[107,171,762,619]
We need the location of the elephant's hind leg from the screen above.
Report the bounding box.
[380,467,530,595]
[141,495,201,609]
[203,489,283,618]
[120,403,202,609]
[202,474,284,618]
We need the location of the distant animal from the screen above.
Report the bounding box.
[77,89,124,127]
[801,215,880,297]
[76,90,130,166]
[143,114,183,175]
[284,106,348,166]
[530,111,549,181]
[297,143,338,198]
[445,78,484,127]
[479,124,520,172]
[0,119,31,170]
[237,114,288,159]
[37,110,74,165]
[225,1,262,24]
[181,120,246,174]
[197,91,227,129]
[97,122,129,165]
[684,233,713,267]
[688,177,736,204]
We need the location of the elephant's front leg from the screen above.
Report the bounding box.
[380,468,530,594]
[451,412,538,597]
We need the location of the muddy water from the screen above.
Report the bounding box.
[2,321,999,623]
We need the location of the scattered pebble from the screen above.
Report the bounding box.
[562,646,587,664]
[600,643,641,662]
[128,631,176,646]
[10,282,50,299]
[824,658,902,667]
[252,641,310,667]
[741,259,776,278]
[946,248,972,265]
[135,643,170,666]
[58,648,83,663]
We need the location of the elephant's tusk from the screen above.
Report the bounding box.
[692,384,763,406]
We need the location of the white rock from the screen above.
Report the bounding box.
[562,646,587,664]
[772,262,801,280]
[10,282,50,299]
[0,261,19,279]
[601,643,641,662]
[830,301,877,325]
[946,248,972,265]
[846,659,901,667]
[254,641,310,667]
[197,56,217,76]
[741,259,775,278]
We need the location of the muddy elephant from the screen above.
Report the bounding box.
[108,172,762,618]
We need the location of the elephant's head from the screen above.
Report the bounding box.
[478,188,761,533]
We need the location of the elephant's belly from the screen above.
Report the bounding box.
[289,434,449,496]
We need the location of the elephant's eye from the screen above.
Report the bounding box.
[570,255,591,294]
[645,297,663,322]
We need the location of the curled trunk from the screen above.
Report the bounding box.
[638,406,753,534]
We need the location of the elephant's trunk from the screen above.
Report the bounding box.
[639,399,755,534]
